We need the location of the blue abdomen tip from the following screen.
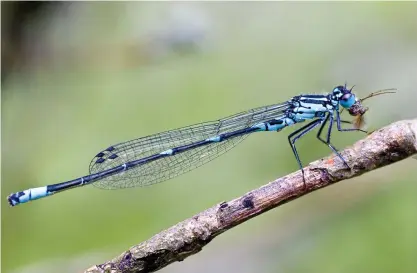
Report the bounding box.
[8,192,25,206]
[8,187,50,207]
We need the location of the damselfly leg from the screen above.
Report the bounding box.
[317,112,350,169]
[288,118,324,189]
[337,119,354,125]
[289,114,358,189]
[336,110,367,133]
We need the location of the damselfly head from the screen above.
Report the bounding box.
[332,84,357,110]
[347,88,397,129]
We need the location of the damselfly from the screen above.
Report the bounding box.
[8,84,395,206]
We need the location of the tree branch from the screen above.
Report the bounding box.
[85,119,417,273]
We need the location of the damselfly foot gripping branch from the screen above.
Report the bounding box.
[8,84,395,206]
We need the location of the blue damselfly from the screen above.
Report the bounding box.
[8,85,395,206]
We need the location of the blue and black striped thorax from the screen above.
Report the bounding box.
[287,85,358,119]
[286,94,335,121]
[262,85,358,132]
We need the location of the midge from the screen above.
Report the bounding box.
[8,84,395,206]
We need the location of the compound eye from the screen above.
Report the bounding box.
[341,93,352,101]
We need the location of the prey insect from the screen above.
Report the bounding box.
[342,88,397,130]
[8,84,395,206]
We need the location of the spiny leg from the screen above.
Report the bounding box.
[288,119,323,188]
[317,112,350,169]
[335,118,353,125]
[336,110,367,133]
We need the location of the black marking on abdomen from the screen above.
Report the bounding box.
[126,153,169,169]
[268,119,284,125]
[114,127,257,172]
[221,127,259,139]
[48,163,130,192]
[72,126,260,192]
[173,140,209,154]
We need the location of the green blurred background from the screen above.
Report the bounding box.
[2,2,417,273]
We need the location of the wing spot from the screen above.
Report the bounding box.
[96,158,105,164]
[109,154,118,159]
[106,146,115,152]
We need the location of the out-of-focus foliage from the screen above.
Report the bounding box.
[2,2,417,273]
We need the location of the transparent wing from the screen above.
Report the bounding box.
[89,102,290,189]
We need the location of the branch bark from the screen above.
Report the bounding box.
[85,119,417,273]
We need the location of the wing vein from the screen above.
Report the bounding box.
[89,102,290,189]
